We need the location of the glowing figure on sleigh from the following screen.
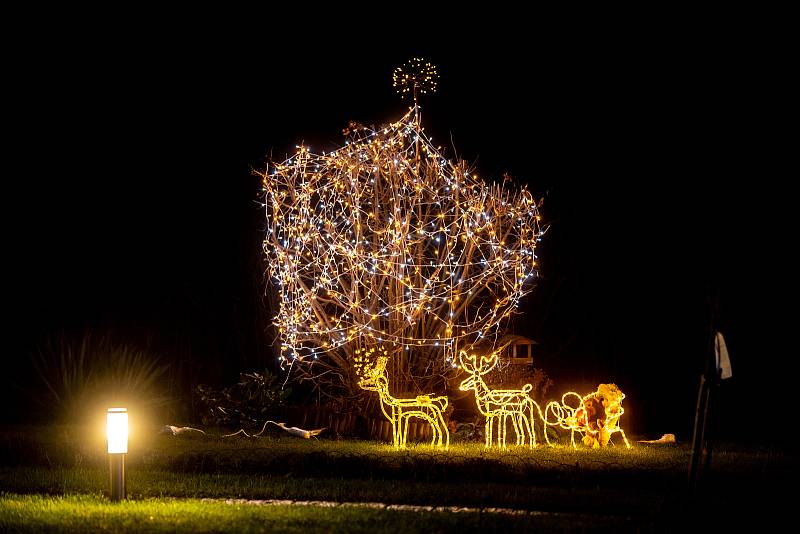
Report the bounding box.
[545,384,631,449]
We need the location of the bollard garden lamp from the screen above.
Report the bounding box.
[106,407,128,501]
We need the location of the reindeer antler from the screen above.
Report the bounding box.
[354,346,389,379]
[459,349,499,375]
[361,356,387,378]
[458,350,477,373]
[372,356,388,375]
[478,352,499,375]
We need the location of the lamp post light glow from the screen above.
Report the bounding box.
[106,408,127,501]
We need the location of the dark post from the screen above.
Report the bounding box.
[689,380,713,490]
[688,295,718,491]
[109,453,126,501]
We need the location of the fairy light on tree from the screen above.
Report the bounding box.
[260,59,545,399]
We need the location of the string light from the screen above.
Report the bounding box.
[260,105,544,391]
[544,384,631,449]
[355,348,449,449]
[458,349,550,449]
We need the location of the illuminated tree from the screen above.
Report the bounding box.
[260,66,544,402]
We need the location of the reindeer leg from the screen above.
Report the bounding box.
[497,415,502,448]
[520,410,531,448]
[505,412,512,449]
[618,427,631,449]
[499,413,507,450]
[527,402,536,448]
[496,414,502,449]
[441,410,449,449]
[434,408,448,449]
[534,401,551,447]
[428,413,439,447]
[397,414,403,448]
[394,411,403,449]
[511,412,522,446]
[521,411,532,448]
[521,406,531,448]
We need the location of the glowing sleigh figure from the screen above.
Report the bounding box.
[357,350,449,449]
[545,384,631,449]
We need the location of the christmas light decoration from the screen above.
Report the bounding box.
[260,103,544,397]
[356,347,449,449]
[393,57,439,100]
[458,349,550,449]
[544,384,631,449]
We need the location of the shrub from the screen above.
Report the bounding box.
[194,371,291,428]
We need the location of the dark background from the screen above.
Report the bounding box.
[4,19,790,443]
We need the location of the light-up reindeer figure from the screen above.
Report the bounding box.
[458,349,551,449]
[544,384,631,449]
[356,351,449,449]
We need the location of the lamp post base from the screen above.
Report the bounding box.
[109,453,126,501]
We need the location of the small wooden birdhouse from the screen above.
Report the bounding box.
[497,334,536,364]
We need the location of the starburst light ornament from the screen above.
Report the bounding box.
[393,57,438,100]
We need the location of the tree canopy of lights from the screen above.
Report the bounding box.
[260,67,544,400]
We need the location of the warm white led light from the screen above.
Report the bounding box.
[107,408,128,454]
[261,105,545,395]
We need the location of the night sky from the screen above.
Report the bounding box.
[5,23,790,443]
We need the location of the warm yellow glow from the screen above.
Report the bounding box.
[544,385,631,449]
[356,349,449,449]
[106,408,128,454]
[458,349,550,449]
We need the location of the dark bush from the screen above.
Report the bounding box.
[194,371,290,428]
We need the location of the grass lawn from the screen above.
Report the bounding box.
[0,493,631,533]
[0,425,795,531]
